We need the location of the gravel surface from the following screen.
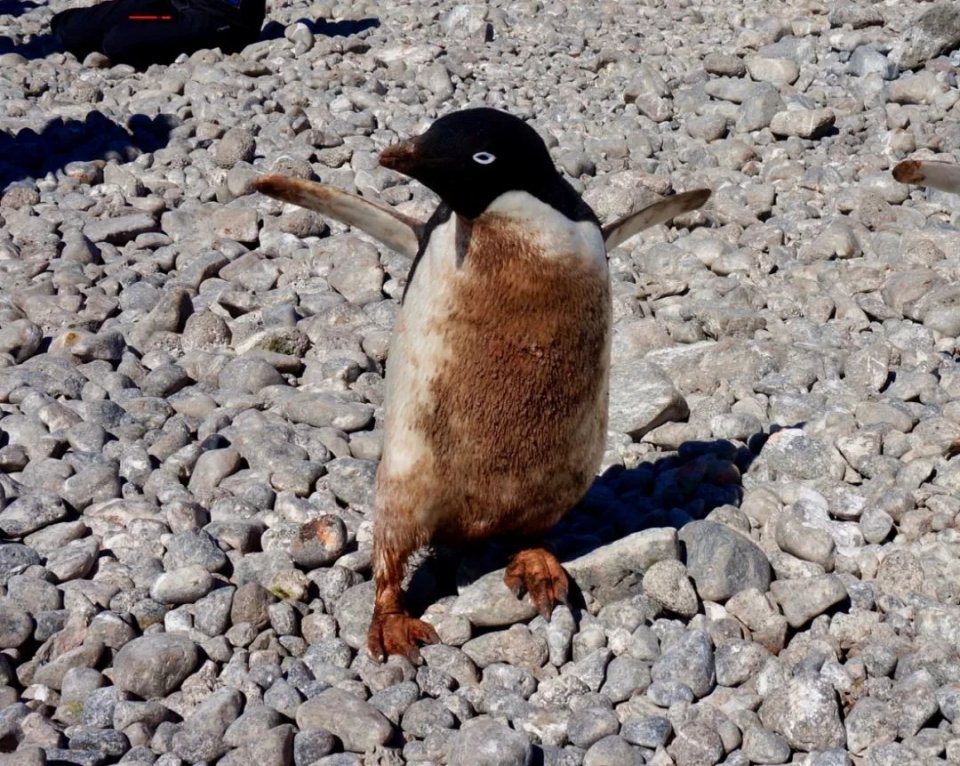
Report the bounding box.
[3,0,960,764]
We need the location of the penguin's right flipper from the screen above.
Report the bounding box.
[254,175,424,258]
[893,160,960,195]
[602,188,712,251]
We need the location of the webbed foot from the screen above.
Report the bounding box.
[504,547,569,619]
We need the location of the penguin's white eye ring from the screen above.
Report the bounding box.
[472,151,497,165]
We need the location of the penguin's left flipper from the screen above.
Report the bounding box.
[254,175,424,258]
[893,160,960,195]
[602,188,712,251]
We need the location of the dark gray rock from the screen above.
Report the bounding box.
[0,600,34,648]
[679,521,771,602]
[0,492,68,537]
[666,721,724,766]
[650,629,715,698]
[892,1,960,69]
[621,715,672,748]
[567,706,620,749]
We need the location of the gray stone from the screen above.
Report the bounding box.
[679,521,771,602]
[742,726,791,764]
[446,718,533,766]
[746,56,799,86]
[650,629,715,698]
[112,634,199,699]
[761,428,844,481]
[667,721,724,766]
[715,639,770,687]
[568,706,620,749]
[769,108,835,139]
[621,715,672,748]
[608,359,688,439]
[599,655,651,703]
[641,559,698,617]
[770,575,848,628]
[294,729,336,765]
[0,492,68,537]
[295,688,394,752]
[216,128,257,168]
[775,509,836,568]
[288,516,348,569]
[452,569,538,627]
[0,600,34,648]
[759,674,845,751]
[462,624,548,671]
[400,697,455,738]
[892,2,960,69]
[150,565,214,604]
[845,697,897,755]
[565,527,679,602]
[84,213,158,245]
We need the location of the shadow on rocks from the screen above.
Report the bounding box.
[0,111,175,191]
[409,435,764,614]
[0,31,59,61]
[259,16,379,41]
[0,0,38,18]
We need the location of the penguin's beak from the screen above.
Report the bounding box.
[379,140,422,176]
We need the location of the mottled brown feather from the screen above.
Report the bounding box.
[413,212,610,542]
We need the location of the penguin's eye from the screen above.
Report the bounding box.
[472,152,497,165]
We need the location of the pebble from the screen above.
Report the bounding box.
[679,521,771,602]
[0,2,958,764]
[769,108,836,139]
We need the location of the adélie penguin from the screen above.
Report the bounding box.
[255,107,711,662]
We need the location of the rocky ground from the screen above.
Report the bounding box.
[2,0,960,764]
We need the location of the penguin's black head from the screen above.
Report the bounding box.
[379,108,566,220]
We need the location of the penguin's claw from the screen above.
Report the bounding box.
[504,548,569,619]
[367,612,440,664]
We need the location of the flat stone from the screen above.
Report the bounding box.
[112,634,199,699]
[608,359,689,439]
[295,688,393,753]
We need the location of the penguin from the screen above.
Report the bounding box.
[893,159,960,195]
[255,107,710,662]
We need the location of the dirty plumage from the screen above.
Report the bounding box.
[255,107,711,661]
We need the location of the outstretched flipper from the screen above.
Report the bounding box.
[893,160,960,195]
[602,188,712,251]
[254,175,424,258]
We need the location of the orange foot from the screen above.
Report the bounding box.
[504,547,569,619]
[367,611,440,663]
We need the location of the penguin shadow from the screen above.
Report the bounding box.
[0,31,59,61]
[0,111,175,191]
[406,434,766,617]
[258,16,379,42]
[0,0,38,17]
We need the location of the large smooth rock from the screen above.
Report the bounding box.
[679,521,771,602]
[112,634,199,699]
[295,688,393,752]
[608,359,689,438]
